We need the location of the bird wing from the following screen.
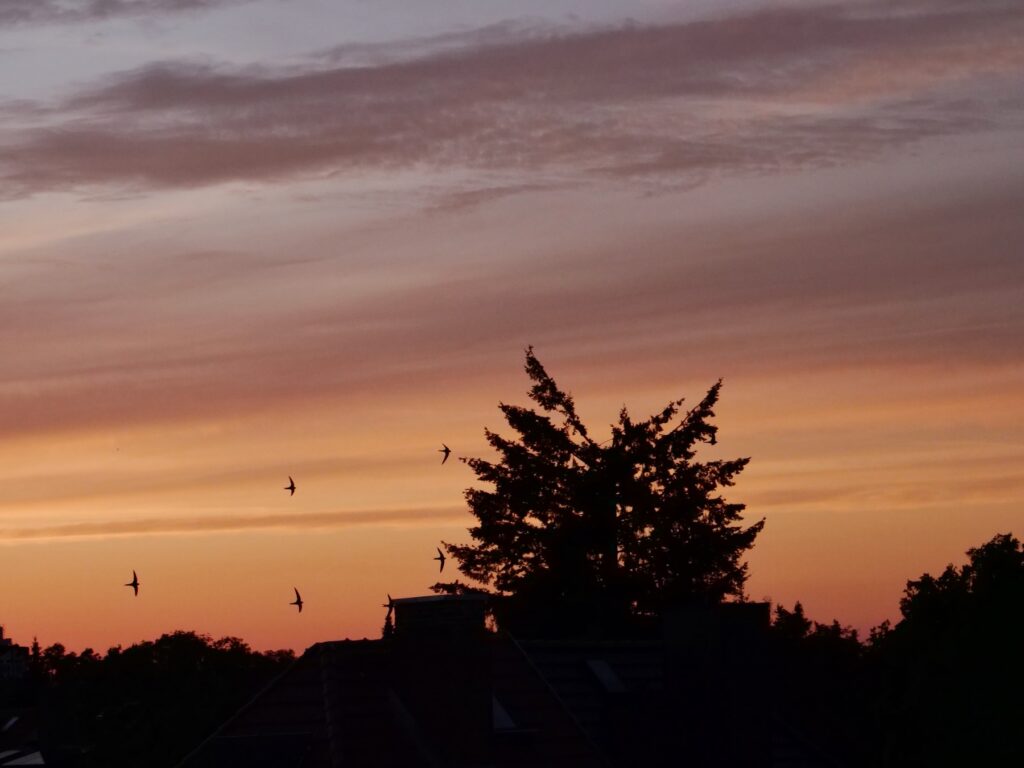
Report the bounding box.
[436,547,444,558]
[132,570,137,581]
[294,587,301,601]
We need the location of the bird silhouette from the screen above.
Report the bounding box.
[285,476,296,496]
[434,546,446,573]
[438,444,451,464]
[382,593,395,619]
[125,570,139,597]
[290,587,303,613]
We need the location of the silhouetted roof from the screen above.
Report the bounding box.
[0,709,45,766]
[178,639,430,767]
[517,639,663,740]
[770,719,840,768]
[487,638,608,767]
[177,636,605,768]
[178,595,833,767]
[517,638,836,767]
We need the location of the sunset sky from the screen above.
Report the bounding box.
[1,0,1022,652]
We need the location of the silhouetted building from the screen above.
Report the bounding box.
[178,597,831,767]
[0,627,29,682]
[0,627,41,765]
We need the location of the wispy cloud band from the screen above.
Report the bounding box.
[0,0,261,27]
[1,0,1021,197]
[0,505,464,541]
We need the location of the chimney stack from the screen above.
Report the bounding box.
[389,595,492,765]
[393,594,487,640]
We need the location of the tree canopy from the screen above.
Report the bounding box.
[436,347,763,632]
[867,533,1024,766]
[22,631,294,768]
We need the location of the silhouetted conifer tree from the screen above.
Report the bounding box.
[435,347,763,632]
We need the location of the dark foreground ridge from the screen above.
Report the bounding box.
[2,530,1022,766]
[179,595,785,768]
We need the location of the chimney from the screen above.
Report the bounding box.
[389,595,492,766]
[393,594,487,640]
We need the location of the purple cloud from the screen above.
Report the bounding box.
[0,0,1020,197]
[0,0,261,26]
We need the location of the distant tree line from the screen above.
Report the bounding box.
[771,532,1023,766]
[13,533,1021,766]
[3,631,293,767]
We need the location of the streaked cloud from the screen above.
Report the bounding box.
[4,169,1022,433]
[0,504,463,540]
[1,0,1021,197]
[0,0,262,27]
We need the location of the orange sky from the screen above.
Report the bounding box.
[1,0,1022,652]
